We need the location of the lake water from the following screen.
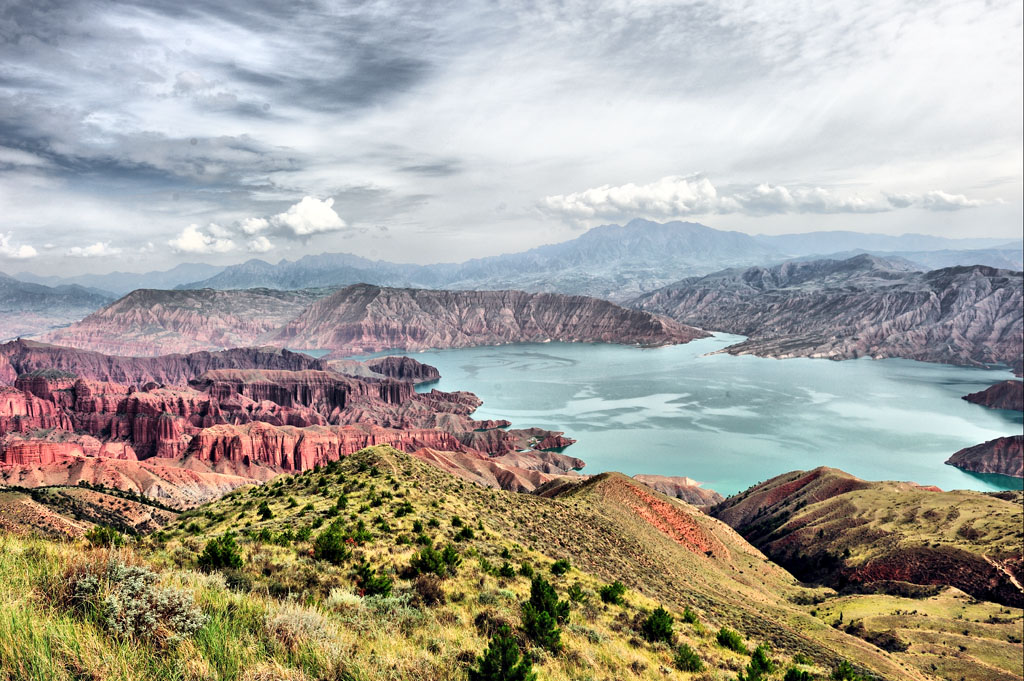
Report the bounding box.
[398,335,1022,496]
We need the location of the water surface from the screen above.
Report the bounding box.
[401,335,1021,496]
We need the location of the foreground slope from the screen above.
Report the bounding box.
[0,446,931,681]
[710,467,1024,607]
[632,255,1023,371]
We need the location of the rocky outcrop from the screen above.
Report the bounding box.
[946,436,1023,478]
[0,386,73,433]
[963,380,1024,411]
[41,288,328,356]
[633,256,1023,369]
[632,474,724,505]
[410,447,584,493]
[363,356,441,384]
[274,284,707,354]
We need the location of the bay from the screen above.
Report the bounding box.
[400,334,1022,496]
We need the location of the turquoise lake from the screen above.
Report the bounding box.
[396,335,1023,497]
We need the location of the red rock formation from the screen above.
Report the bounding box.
[363,356,441,384]
[963,380,1024,412]
[632,474,724,505]
[946,436,1023,478]
[0,386,73,433]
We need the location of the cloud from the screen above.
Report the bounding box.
[240,217,270,235]
[268,197,347,238]
[542,175,987,222]
[0,233,37,259]
[67,241,122,257]
[168,224,235,254]
[886,190,986,211]
[247,236,274,253]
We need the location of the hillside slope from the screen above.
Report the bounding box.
[632,255,1023,371]
[710,467,1024,607]
[274,283,706,355]
[41,288,330,356]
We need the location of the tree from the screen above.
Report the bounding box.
[521,575,569,652]
[468,625,536,681]
[641,606,674,644]
[197,532,243,571]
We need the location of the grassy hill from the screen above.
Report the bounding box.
[1,448,1020,681]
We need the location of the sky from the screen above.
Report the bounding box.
[0,0,1021,275]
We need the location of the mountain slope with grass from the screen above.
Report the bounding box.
[9,446,1021,681]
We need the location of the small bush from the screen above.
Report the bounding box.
[468,625,537,681]
[599,580,626,605]
[567,582,587,603]
[85,525,125,548]
[313,524,353,565]
[257,501,273,520]
[197,532,243,571]
[784,667,815,681]
[497,561,516,578]
[716,626,746,653]
[352,562,392,597]
[409,543,461,578]
[641,606,674,644]
[831,660,866,680]
[682,605,699,624]
[673,643,705,672]
[521,576,569,652]
[738,643,775,680]
[455,527,475,541]
[66,558,206,646]
[519,561,534,579]
[413,574,446,606]
[551,558,571,575]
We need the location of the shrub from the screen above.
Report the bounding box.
[352,562,392,597]
[468,625,537,681]
[85,525,125,548]
[412,519,424,533]
[257,501,273,520]
[641,606,674,644]
[521,576,568,652]
[451,515,463,528]
[673,643,705,672]
[413,574,446,606]
[682,605,699,624]
[599,580,626,605]
[519,561,534,579]
[716,626,746,653]
[551,558,571,575]
[197,532,243,571]
[784,667,815,681]
[455,527,475,541]
[738,643,775,680]
[313,525,352,565]
[567,582,587,603]
[497,561,516,578]
[67,558,206,645]
[409,543,461,578]
[831,660,866,680]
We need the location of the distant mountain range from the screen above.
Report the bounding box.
[631,254,1023,372]
[9,221,1022,303]
[0,272,115,341]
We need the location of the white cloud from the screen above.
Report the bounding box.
[542,175,987,222]
[0,233,37,259]
[67,241,123,257]
[207,223,233,238]
[247,236,274,253]
[240,217,270,235]
[0,146,52,168]
[268,197,347,237]
[886,190,986,212]
[168,224,235,254]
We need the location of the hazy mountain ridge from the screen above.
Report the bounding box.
[632,254,1024,371]
[0,272,115,341]
[40,284,706,357]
